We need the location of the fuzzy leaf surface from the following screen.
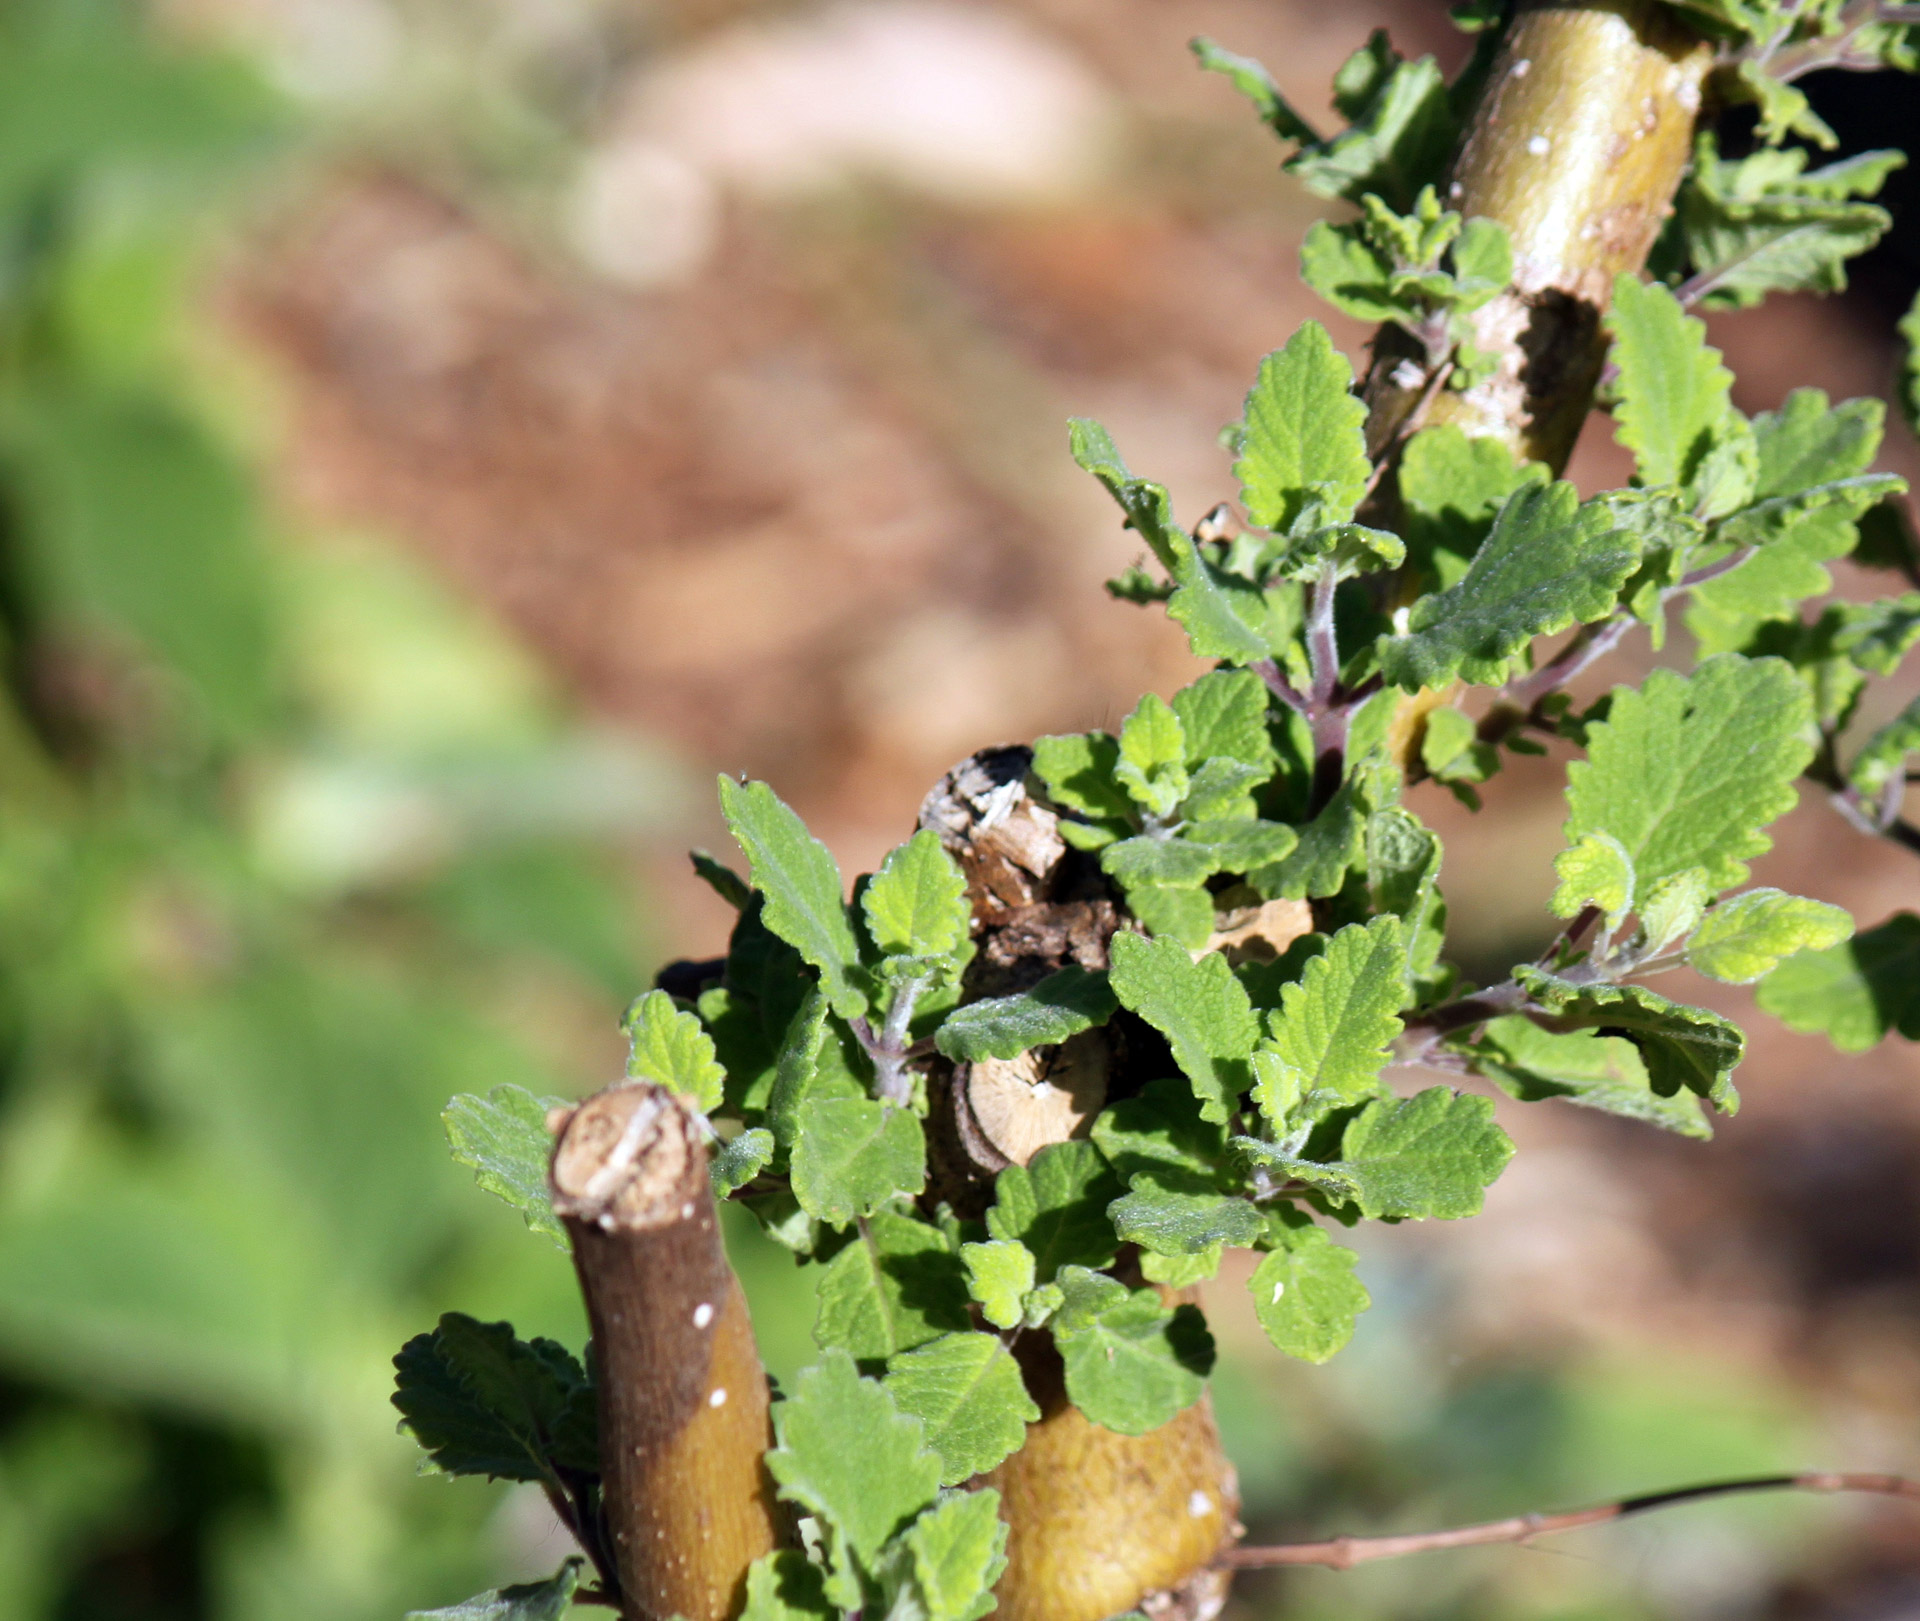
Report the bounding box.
[767,1350,943,1562]
[442,1085,567,1249]
[741,1551,835,1621]
[1050,1268,1214,1435]
[1107,1178,1263,1256]
[1248,1215,1370,1363]
[863,830,971,961]
[1234,321,1370,533]
[712,1128,776,1197]
[1687,889,1853,984]
[1471,1016,1709,1139]
[814,1212,970,1362]
[960,1239,1034,1331]
[1563,655,1811,892]
[902,1488,1011,1621]
[1255,915,1405,1124]
[1516,969,1743,1108]
[623,989,725,1112]
[1606,274,1736,489]
[791,1098,927,1226]
[720,777,867,1017]
[1398,424,1547,590]
[885,1333,1039,1485]
[983,1141,1124,1281]
[407,1560,584,1621]
[1757,914,1920,1052]
[1108,930,1257,1122]
[1378,482,1640,690]
[934,966,1117,1065]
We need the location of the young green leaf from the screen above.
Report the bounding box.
[1550,832,1636,926]
[1248,1213,1370,1363]
[863,830,971,961]
[1253,778,1367,900]
[392,1315,595,1484]
[1255,915,1406,1123]
[1686,889,1853,984]
[982,1140,1125,1281]
[691,848,754,911]
[886,1333,1040,1485]
[407,1559,585,1621]
[623,989,726,1113]
[1563,655,1812,892]
[1313,1087,1513,1219]
[1124,882,1218,949]
[442,1085,568,1249]
[720,777,868,1018]
[712,1128,776,1197]
[960,1238,1036,1331]
[1606,274,1736,490]
[1108,1176,1263,1257]
[1377,481,1641,690]
[1234,322,1370,533]
[1516,969,1744,1108]
[1398,424,1548,590]
[1757,913,1920,1053]
[1832,593,1920,676]
[1189,36,1321,144]
[814,1212,971,1362]
[790,1098,927,1226]
[904,1486,1012,1621]
[1286,46,1454,212]
[1636,869,1713,957]
[766,1349,944,1562]
[1029,730,1133,825]
[1101,837,1218,889]
[740,1550,836,1621]
[1471,1016,1709,1139]
[1091,1077,1226,1184]
[1108,931,1258,1122]
[1114,693,1190,818]
[1901,286,1920,440]
[1172,668,1276,770]
[933,966,1117,1063]
[1850,695,1920,799]
[1049,1267,1214,1436]
[1069,419,1275,664]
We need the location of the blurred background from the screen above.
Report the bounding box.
[1,0,1918,1617]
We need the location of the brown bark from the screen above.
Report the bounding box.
[551,1083,779,1621]
[1367,1,1712,475]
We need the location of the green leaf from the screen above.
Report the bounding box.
[766,1349,944,1562]
[1286,46,1454,212]
[983,1140,1124,1281]
[904,1486,1012,1621]
[1172,669,1276,770]
[1398,424,1547,590]
[407,1559,585,1621]
[1029,730,1133,825]
[1248,1214,1369,1363]
[1751,388,1884,498]
[1108,1178,1263,1256]
[934,967,1117,1063]
[1091,1077,1226,1185]
[1850,695,1920,799]
[1069,419,1274,664]
[1901,287,1920,441]
[1563,655,1812,892]
[1757,914,1920,1053]
[720,777,868,1018]
[1049,1267,1214,1435]
[692,849,754,910]
[1299,219,1405,324]
[1606,274,1736,490]
[1101,837,1217,889]
[1124,882,1218,948]
[1281,1088,1513,1219]
[1833,593,1920,676]
[1365,807,1449,1004]
[442,1085,567,1249]
[864,830,971,962]
[1255,916,1405,1124]
[1233,322,1370,532]
[1377,482,1641,690]
[814,1212,971,1362]
[1673,135,1899,311]
[1470,1016,1709,1139]
[1687,889,1853,984]
[1114,694,1190,818]
[392,1315,594,1484]
[1251,776,1367,902]
[1108,931,1257,1122]
[707,1127,776,1198]
[623,989,726,1113]
[791,1099,927,1226]
[886,1334,1039,1485]
[960,1239,1035,1331]
[741,1550,836,1621]
[1550,832,1636,926]
[1637,868,1712,957]
[1516,969,1744,1109]
[1190,36,1320,143]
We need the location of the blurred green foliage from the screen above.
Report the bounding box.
[0,3,688,1615]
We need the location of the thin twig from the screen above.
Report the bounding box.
[1252,657,1311,718]
[1220,1472,1920,1572]
[1362,359,1456,501]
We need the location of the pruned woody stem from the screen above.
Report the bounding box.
[550,7,1916,1621]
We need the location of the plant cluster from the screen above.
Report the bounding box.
[393,5,1920,1618]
